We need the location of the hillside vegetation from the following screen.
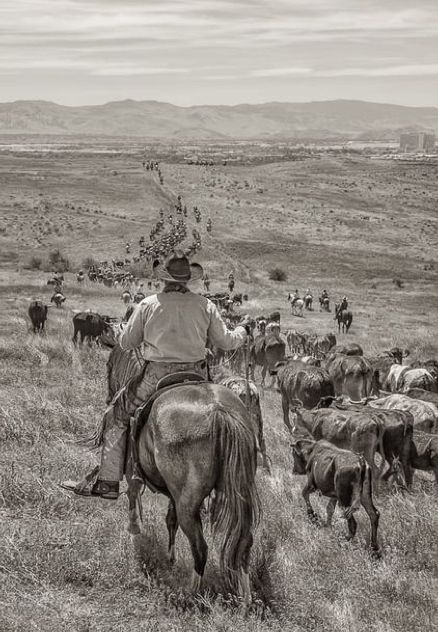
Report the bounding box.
[0,147,437,631]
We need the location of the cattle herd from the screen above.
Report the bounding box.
[72,162,213,290]
[80,196,208,289]
[209,315,437,555]
[25,157,438,561]
[28,279,438,559]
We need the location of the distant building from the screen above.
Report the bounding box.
[400,132,435,152]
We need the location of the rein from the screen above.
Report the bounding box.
[220,346,241,366]
[244,334,253,429]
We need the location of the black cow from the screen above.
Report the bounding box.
[276,360,334,432]
[28,301,49,333]
[72,312,114,346]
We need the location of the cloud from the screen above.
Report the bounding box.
[250,67,312,77]
[249,63,438,79]
[92,66,189,76]
[0,0,437,103]
[318,64,438,77]
[201,74,239,81]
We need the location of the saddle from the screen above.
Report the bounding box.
[135,371,208,422]
[129,371,209,488]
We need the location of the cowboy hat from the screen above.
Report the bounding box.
[152,250,204,283]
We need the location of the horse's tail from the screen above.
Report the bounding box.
[210,404,261,591]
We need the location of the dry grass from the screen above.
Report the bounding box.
[0,149,437,631]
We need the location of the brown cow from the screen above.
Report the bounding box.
[369,394,438,433]
[367,355,395,390]
[251,331,285,387]
[286,330,307,354]
[291,438,380,554]
[405,388,438,406]
[325,354,379,401]
[294,406,383,479]
[331,401,414,487]
[410,359,438,389]
[307,333,337,358]
[276,361,334,432]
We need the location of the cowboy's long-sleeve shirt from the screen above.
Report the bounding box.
[117,291,246,363]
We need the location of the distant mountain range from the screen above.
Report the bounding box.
[0,99,437,140]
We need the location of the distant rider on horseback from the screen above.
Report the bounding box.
[336,296,348,315]
[290,289,300,307]
[304,288,313,310]
[61,252,251,500]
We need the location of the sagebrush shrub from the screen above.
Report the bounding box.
[269,267,287,282]
[27,256,42,270]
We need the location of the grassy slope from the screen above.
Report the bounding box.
[0,149,437,631]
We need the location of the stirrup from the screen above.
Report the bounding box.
[59,465,99,496]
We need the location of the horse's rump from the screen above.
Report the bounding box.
[139,383,260,589]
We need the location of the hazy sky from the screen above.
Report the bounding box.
[1,0,438,106]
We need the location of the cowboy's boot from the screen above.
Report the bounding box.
[61,426,127,500]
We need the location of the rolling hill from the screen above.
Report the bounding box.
[0,99,437,139]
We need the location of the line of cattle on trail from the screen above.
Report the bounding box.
[27,295,438,566]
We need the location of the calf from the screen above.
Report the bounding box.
[292,438,380,554]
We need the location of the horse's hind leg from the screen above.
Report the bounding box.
[166,498,179,564]
[176,499,208,593]
[237,529,253,605]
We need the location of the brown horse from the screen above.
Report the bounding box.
[126,383,260,602]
